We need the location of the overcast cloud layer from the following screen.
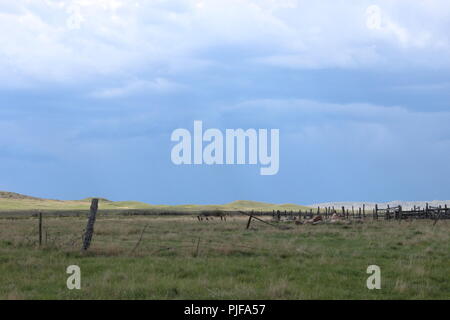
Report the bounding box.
[1,0,450,204]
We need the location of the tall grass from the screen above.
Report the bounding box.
[0,216,448,299]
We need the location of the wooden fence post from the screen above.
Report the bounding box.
[38,212,42,246]
[246,215,253,229]
[433,205,443,226]
[82,198,99,251]
[194,238,201,257]
[131,224,148,254]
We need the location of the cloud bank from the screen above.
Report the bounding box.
[1,0,450,88]
[1,1,450,203]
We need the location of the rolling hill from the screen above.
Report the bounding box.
[0,191,311,212]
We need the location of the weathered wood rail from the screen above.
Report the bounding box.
[2,203,449,222]
[242,203,450,223]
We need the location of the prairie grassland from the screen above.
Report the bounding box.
[0,215,449,299]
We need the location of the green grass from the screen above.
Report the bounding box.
[0,215,448,299]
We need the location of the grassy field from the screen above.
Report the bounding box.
[0,214,449,299]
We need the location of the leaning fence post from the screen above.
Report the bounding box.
[433,205,443,226]
[131,224,148,254]
[194,238,201,257]
[82,198,99,251]
[246,215,253,229]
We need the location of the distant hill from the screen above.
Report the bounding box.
[0,191,310,212]
[0,191,43,200]
[0,191,153,211]
[227,200,273,208]
[224,200,310,211]
[3,191,448,213]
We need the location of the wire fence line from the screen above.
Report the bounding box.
[1,215,297,258]
[2,198,449,257]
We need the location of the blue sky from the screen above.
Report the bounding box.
[1,0,450,204]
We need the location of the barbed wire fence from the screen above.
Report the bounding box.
[1,199,449,257]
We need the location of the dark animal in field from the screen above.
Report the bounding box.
[197,210,227,222]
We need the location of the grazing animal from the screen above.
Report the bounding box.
[197,210,227,222]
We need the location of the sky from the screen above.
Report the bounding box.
[1,0,450,205]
